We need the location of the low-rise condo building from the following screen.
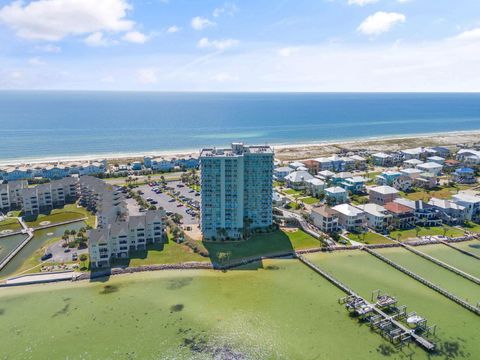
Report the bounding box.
[200,143,274,240]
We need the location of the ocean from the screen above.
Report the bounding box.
[1,91,480,163]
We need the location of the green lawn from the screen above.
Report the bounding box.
[0,218,22,233]
[389,226,466,241]
[25,204,94,228]
[463,221,480,233]
[400,186,469,202]
[347,231,393,245]
[204,229,321,265]
[114,235,208,268]
[284,188,304,196]
[299,196,319,205]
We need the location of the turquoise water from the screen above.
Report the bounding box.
[1,91,480,161]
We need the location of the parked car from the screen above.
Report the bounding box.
[41,253,53,261]
[72,253,78,261]
[64,248,71,253]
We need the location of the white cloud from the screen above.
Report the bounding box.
[278,47,298,57]
[166,25,181,34]
[101,75,115,83]
[28,57,45,65]
[197,38,239,50]
[348,0,379,6]
[454,28,480,41]
[84,32,110,47]
[358,12,406,35]
[212,72,238,82]
[34,44,61,53]
[122,31,148,44]
[191,16,215,31]
[0,0,134,41]
[136,68,158,84]
[213,2,239,17]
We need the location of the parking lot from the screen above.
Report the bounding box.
[133,180,200,226]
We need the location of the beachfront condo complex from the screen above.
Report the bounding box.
[199,143,274,240]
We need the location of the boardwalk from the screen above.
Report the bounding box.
[363,247,480,316]
[297,254,436,351]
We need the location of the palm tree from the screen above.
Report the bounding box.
[79,254,88,269]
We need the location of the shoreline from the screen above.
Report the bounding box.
[1,129,480,166]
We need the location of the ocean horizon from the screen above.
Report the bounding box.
[1,91,480,163]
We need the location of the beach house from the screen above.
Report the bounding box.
[384,202,415,229]
[310,205,339,233]
[428,198,467,225]
[324,186,348,205]
[355,203,392,232]
[332,204,366,232]
[369,186,399,205]
[284,170,314,190]
[452,193,480,221]
[457,149,480,165]
[453,168,476,184]
[393,198,441,227]
[403,159,424,168]
[372,152,393,167]
[273,166,294,181]
[416,162,443,176]
[305,178,325,197]
[340,176,366,194]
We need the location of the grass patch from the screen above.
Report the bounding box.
[114,234,208,268]
[284,188,304,196]
[0,218,22,233]
[400,186,466,202]
[347,232,392,245]
[25,204,94,228]
[204,229,321,265]
[389,226,465,241]
[463,221,480,233]
[299,197,319,205]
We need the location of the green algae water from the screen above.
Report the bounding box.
[0,259,413,360]
[1,248,479,359]
[305,250,480,359]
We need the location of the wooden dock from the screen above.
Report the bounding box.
[362,247,480,316]
[297,255,436,352]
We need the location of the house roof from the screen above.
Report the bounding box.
[332,204,364,216]
[370,185,399,195]
[453,193,480,204]
[305,178,325,186]
[372,152,392,158]
[404,159,424,165]
[355,203,389,217]
[400,168,423,174]
[417,162,443,169]
[317,170,335,177]
[384,202,413,214]
[349,155,366,161]
[428,198,465,210]
[325,186,347,194]
[311,205,337,218]
[285,170,314,183]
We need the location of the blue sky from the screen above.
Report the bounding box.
[1,0,480,91]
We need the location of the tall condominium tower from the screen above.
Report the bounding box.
[200,142,274,240]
